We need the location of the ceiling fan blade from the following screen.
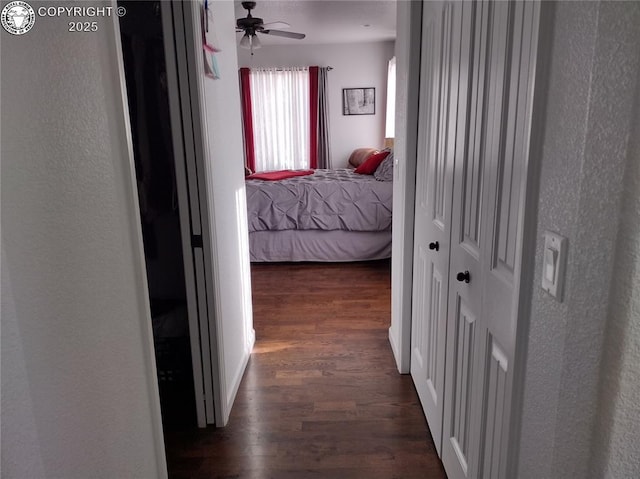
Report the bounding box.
[261,29,305,40]
[261,21,290,29]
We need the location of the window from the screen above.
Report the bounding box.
[246,67,310,172]
[385,56,396,141]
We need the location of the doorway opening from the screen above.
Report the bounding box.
[236,0,397,338]
[119,0,197,432]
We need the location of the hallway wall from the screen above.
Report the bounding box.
[1,13,166,479]
[590,31,640,476]
[517,2,640,477]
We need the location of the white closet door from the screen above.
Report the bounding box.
[440,1,480,477]
[441,1,540,478]
[475,3,540,477]
[410,0,458,455]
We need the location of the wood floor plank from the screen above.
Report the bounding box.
[165,260,446,478]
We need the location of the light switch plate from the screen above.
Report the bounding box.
[541,231,567,301]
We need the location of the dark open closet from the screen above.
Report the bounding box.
[118,0,196,432]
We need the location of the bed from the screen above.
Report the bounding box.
[245,165,393,262]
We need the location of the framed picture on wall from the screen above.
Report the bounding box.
[342,87,375,115]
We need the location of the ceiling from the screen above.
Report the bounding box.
[233,0,397,47]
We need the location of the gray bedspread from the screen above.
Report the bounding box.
[245,169,392,233]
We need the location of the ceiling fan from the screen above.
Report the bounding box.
[236,1,306,54]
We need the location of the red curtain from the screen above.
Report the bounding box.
[239,68,256,172]
[309,66,319,169]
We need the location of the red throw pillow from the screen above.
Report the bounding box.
[354,150,390,175]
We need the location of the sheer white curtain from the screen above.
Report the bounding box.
[249,67,310,172]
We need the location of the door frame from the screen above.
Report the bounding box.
[504,2,553,474]
[173,0,255,427]
[389,0,424,374]
[160,0,222,427]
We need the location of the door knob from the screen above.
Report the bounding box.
[428,241,439,251]
[456,271,470,283]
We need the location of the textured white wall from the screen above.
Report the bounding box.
[192,0,255,422]
[518,2,640,477]
[590,5,640,475]
[591,87,640,478]
[1,9,166,479]
[238,41,395,168]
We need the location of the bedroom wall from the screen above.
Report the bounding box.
[1,10,166,479]
[517,2,640,477]
[238,40,395,169]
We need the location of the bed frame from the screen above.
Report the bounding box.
[249,229,392,262]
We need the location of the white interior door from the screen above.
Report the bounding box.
[410,0,457,455]
[440,1,540,478]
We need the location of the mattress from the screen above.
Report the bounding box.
[245,168,393,233]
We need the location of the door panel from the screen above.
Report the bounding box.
[441,2,476,477]
[449,296,477,475]
[462,0,490,255]
[480,336,509,479]
[410,1,452,455]
[412,247,443,402]
[486,0,519,284]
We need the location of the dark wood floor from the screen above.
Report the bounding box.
[165,260,446,478]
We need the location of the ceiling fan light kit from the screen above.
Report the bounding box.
[236,1,305,55]
[239,32,261,51]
